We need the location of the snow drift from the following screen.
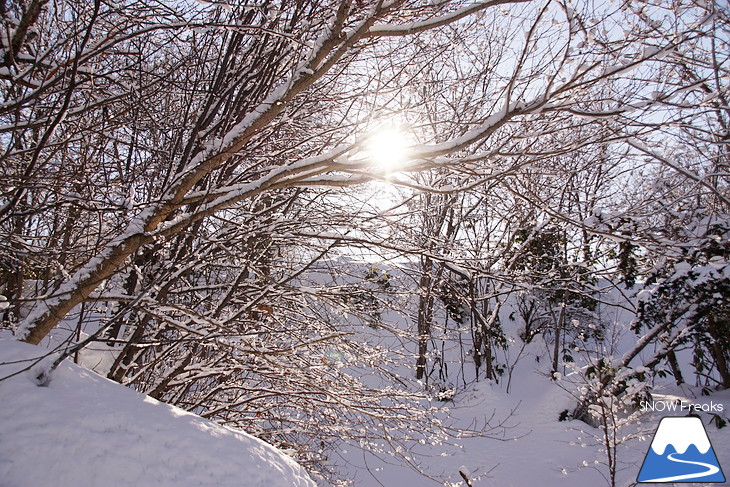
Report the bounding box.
[0,339,315,487]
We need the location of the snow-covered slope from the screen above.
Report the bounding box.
[0,339,316,487]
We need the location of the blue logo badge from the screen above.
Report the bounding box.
[637,416,725,483]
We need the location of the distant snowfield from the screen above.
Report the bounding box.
[0,339,315,487]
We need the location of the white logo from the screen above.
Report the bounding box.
[637,416,725,483]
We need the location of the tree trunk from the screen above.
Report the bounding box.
[552,303,565,375]
[708,313,730,389]
[666,350,684,386]
[482,297,495,381]
[416,257,433,381]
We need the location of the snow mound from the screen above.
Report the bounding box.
[0,340,315,487]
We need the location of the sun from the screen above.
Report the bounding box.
[363,126,411,172]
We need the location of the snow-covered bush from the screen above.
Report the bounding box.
[636,214,730,391]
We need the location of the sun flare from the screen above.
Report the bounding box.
[364,126,411,172]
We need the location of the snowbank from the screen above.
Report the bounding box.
[0,340,316,487]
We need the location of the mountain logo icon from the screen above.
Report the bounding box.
[637,416,726,483]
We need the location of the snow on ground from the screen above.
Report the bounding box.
[2,334,727,487]
[1,267,729,487]
[0,339,316,487]
[340,338,730,486]
[323,268,730,486]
